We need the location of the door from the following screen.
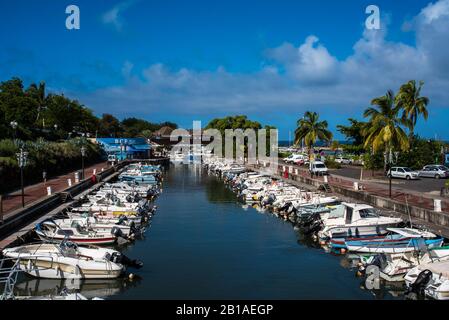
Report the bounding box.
[421,167,431,177]
[397,168,406,178]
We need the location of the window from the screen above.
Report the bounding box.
[403,168,412,172]
[57,229,74,236]
[359,208,379,218]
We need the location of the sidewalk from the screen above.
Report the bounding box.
[0,162,109,218]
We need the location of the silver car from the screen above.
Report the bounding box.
[387,167,420,180]
[418,165,449,179]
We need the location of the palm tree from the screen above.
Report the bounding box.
[363,90,410,166]
[395,80,429,137]
[294,111,333,161]
[29,81,47,125]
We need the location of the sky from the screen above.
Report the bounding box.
[1,0,449,141]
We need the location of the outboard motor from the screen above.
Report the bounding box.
[109,252,144,269]
[111,226,133,242]
[302,213,323,235]
[410,269,433,295]
[279,202,292,213]
[116,215,129,226]
[367,253,387,271]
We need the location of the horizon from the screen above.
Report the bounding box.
[2,0,449,140]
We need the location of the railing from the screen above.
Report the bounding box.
[0,257,21,300]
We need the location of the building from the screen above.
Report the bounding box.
[96,138,151,161]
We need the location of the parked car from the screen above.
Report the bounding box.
[293,154,309,166]
[418,165,449,179]
[283,154,300,164]
[387,167,420,180]
[284,154,309,165]
[310,161,329,176]
[335,156,353,165]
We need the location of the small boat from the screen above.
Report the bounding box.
[405,260,449,300]
[35,220,120,245]
[2,242,128,279]
[336,228,444,253]
[318,203,403,241]
[51,217,143,241]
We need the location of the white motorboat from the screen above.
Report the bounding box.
[318,202,403,240]
[35,220,120,245]
[2,242,125,279]
[51,217,142,241]
[404,260,449,300]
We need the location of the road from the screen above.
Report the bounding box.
[281,161,447,195]
[328,165,447,194]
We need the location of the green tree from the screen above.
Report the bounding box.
[27,81,48,125]
[98,114,123,137]
[363,90,410,154]
[396,80,429,137]
[294,111,333,158]
[0,78,38,140]
[337,118,367,146]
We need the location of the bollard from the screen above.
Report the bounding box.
[434,199,442,212]
[295,169,298,175]
[289,166,293,174]
[47,186,52,196]
[93,169,97,175]
[282,166,286,172]
[324,175,328,183]
[353,182,359,191]
[101,167,104,172]
[68,179,72,187]
[75,172,80,183]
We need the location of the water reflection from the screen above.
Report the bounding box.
[14,275,141,299]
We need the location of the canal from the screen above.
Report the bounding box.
[14,164,403,299]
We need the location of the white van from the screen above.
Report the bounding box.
[310,161,328,176]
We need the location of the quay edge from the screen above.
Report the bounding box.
[248,165,449,239]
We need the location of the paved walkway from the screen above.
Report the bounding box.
[0,162,109,219]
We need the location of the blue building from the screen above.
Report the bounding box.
[96,138,151,161]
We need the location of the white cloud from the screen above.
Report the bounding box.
[102,1,135,31]
[82,0,449,124]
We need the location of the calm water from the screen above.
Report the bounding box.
[14,164,404,299]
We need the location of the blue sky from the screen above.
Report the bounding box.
[1,0,449,140]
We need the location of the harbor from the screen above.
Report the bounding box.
[1,157,448,300]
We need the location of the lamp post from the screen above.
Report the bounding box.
[16,148,28,207]
[81,146,86,180]
[120,142,125,162]
[10,121,18,143]
[385,149,399,198]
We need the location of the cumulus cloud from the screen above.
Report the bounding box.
[83,0,449,121]
[102,0,136,31]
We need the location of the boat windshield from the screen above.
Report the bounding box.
[359,208,379,218]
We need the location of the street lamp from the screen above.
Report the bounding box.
[16,148,28,207]
[385,149,399,198]
[10,121,18,143]
[81,146,86,180]
[120,142,125,161]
